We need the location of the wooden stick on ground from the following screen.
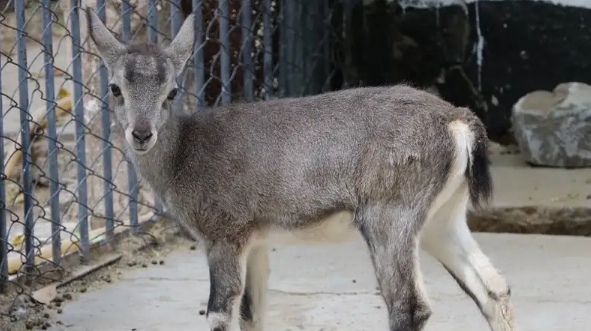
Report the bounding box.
[7,211,156,275]
[31,253,123,305]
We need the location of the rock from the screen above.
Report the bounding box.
[512,82,591,168]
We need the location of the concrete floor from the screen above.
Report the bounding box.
[488,153,591,209]
[48,233,591,331]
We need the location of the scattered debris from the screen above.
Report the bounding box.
[31,285,57,306]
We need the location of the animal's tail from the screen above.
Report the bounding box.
[466,119,493,210]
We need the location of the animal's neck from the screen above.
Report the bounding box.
[126,113,182,197]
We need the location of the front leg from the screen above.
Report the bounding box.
[206,241,249,331]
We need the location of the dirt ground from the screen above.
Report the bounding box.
[1,218,195,331]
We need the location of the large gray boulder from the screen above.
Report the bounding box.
[512,82,591,168]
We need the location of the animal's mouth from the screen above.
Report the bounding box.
[133,147,150,155]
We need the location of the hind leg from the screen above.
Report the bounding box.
[356,205,432,331]
[240,245,270,331]
[421,184,519,331]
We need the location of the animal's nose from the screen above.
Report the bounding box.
[131,127,153,144]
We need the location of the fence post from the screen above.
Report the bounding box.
[219,0,231,104]
[279,0,289,97]
[42,0,63,266]
[171,0,186,113]
[279,0,305,97]
[341,0,353,89]
[322,0,331,92]
[15,0,36,275]
[95,0,116,238]
[263,0,273,100]
[120,0,140,234]
[300,2,309,96]
[242,0,254,102]
[192,0,204,110]
[279,0,332,97]
[147,0,164,215]
[70,0,91,260]
[0,16,7,293]
[148,0,159,43]
[302,0,329,96]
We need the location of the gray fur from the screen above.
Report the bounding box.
[85,6,518,331]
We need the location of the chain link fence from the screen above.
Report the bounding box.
[0,0,353,323]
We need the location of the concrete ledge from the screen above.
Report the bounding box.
[469,152,591,236]
[469,207,591,236]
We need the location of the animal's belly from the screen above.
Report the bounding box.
[262,211,359,246]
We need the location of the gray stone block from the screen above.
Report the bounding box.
[512,82,591,168]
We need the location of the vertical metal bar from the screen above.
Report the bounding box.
[121,0,139,233]
[121,0,131,43]
[70,1,90,259]
[322,0,330,92]
[241,0,253,102]
[147,0,162,215]
[171,0,182,36]
[96,0,115,237]
[171,0,185,113]
[280,0,300,97]
[292,1,303,96]
[15,0,35,273]
[279,0,288,97]
[304,0,323,96]
[342,0,352,89]
[263,0,273,100]
[127,167,139,233]
[218,0,231,104]
[148,0,158,43]
[193,0,204,110]
[0,19,8,293]
[300,3,308,96]
[42,0,62,265]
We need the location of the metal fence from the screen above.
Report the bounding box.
[0,0,350,321]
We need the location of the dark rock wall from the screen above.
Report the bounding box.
[348,0,591,142]
[463,0,591,141]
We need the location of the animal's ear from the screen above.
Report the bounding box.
[164,14,196,75]
[84,6,125,70]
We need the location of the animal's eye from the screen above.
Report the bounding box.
[109,84,122,97]
[167,88,178,101]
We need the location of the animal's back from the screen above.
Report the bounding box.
[194,84,472,167]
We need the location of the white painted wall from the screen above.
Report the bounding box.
[363,0,591,10]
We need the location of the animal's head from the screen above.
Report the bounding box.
[84,7,195,154]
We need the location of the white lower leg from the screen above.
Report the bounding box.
[207,311,241,331]
[421,187,518,331]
